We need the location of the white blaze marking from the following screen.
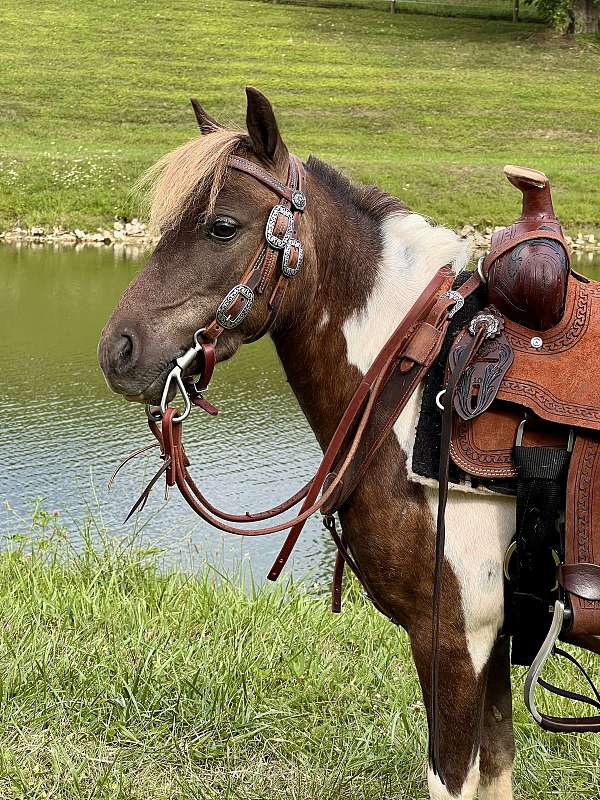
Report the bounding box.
[342,212,514,677]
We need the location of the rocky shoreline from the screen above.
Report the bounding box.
[0,219,157,250]
[1,220,600,254]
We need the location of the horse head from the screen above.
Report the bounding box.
[98,87,311,406]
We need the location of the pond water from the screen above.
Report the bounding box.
[2,244,600,580]
[0,244,331,581]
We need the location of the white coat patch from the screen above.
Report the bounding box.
[341,212,514,677]
[479,768,513,800]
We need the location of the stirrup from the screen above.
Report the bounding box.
[524,599,565,725]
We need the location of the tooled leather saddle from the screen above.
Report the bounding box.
[440,166,600,732]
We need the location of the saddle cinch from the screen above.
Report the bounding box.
[445,165,600,732]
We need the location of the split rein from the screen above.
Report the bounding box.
[111,152,484,598]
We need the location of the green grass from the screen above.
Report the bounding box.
[0,1,599,233]
[0,503,598,799]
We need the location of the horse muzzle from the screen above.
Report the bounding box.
[98,319,183,403]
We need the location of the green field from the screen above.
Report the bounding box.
[0,505,598,799]
[1,0,599,232]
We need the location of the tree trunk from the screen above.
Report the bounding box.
[513,0,520,22]
[573,0,600,32]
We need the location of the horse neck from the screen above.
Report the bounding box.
[270,169,470,451]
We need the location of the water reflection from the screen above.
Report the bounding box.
[1,244,599,581]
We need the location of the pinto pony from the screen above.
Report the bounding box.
[99,89,516,800]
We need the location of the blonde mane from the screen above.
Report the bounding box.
[136,127,245,232]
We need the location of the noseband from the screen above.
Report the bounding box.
[151,153,307,423]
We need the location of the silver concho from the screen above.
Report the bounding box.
[469,312,501,339]
[291,190,306,212]
[441,289,465,319]
[265,205,294,250]
[281,238,304,277]
[530,336,543,349]
[216,284,255,329]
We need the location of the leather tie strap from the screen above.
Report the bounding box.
[429,322,488,779]
[536,645,600,733]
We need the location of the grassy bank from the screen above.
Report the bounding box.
[0,507,598,799]
[1,1,599,232]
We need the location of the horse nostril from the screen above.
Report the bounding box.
[98,325,141,387]
[108,330,138,374]
[118,333,134,363]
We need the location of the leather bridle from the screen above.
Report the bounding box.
[149,152,307,423]
[115,141,482,577]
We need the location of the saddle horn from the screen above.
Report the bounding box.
[505,165,556,219]
[483,165,570,331]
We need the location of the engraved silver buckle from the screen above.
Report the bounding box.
[281,238,304,277]
[265,205,294,250]
[469,311,500,339]
[441,290,465,319]
[216,284,255,329]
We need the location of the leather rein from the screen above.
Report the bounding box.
[114,153,483,588]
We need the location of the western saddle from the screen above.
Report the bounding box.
[441,165,600,733]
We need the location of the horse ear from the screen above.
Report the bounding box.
[245,86,286,165]
[190,97,220,135]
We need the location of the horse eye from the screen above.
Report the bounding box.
[208,217,238,241]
